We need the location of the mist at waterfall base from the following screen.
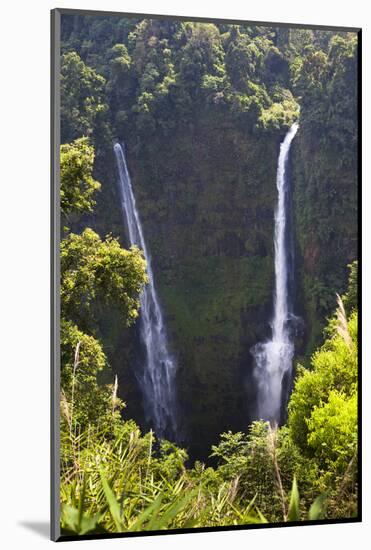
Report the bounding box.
[114,143,179,442]
[251,123,300,426]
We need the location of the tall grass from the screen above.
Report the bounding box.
[60,413,325,534]
[60,420,266,534]
[60,343,327,536]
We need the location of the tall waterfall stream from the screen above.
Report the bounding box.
[114,143,178,440]
[252,123,299,425]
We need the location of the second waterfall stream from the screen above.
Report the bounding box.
[114,143,178,440]
[252,122,299,425]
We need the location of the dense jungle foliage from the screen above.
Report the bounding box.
[58,13,359,535]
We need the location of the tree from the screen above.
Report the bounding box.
[106,44,133,125]
[60,137,101,216]
[61,51,108,141]
[61,228,148,331]
[59,137,148,433]
[61,319,122,428]
[225,32,263,91]
[288,308,357,452]
[342,261,358,314]
[306,390,357,471]
[178,23,225,99]
[263,46,290,86]
[326,35,358,148]
[291,46,328,104]
[286,257,358,517]
[211,423,281,518]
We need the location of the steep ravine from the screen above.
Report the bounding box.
[95,114,284,459]
[87,105,356,461]
[74,86,357,462]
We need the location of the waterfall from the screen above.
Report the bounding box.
[252,122,299,425]
[114,143,178,440]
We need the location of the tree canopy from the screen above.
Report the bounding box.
[60,137,101,215]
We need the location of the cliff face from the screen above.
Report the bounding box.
[91,107,357,460]
[124,112,280,457]
[292,128,358,355]
[291,36,358,355]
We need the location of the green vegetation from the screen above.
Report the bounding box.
[61,52,108,143]
[61,228,147,329]
[59,137,147,463]
[59,15,358,535]
[291,33,358,352]
[59,132,358,533]
[60,17,357,455]
[61,19,302,137]
[60,138,101,216]
[60,276,358,532]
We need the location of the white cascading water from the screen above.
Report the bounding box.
[114,143,178,440]
[252,122,299,425]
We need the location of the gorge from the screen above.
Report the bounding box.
[60,16,358,460]
[114,123,299,439]
[58,14,359,530]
